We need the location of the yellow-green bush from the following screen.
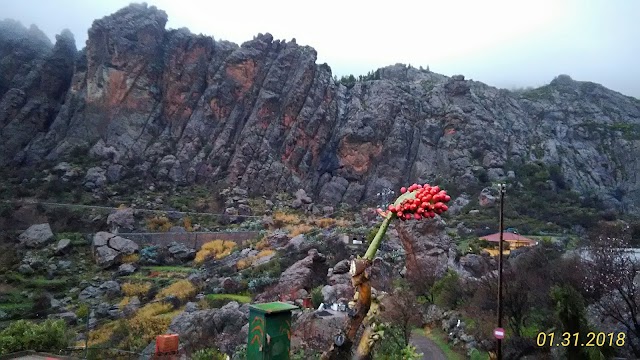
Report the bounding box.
[257,249,275,258]
[121,253,140,263]
[195,240,236,264]
[273,211,301,227]
[155,280,197,302]
[236,257,254,270]
[122,282,152,298]
[286,224,313,237]
[146,216,172,232]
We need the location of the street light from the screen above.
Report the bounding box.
[496,183,506,360]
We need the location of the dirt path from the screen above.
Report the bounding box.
[410,331,448,360]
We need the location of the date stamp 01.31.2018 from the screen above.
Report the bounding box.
[537,332,626,347]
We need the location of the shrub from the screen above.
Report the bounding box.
[273,211,301,227]
[116,316,172,352]
[136,302,173,318]
[156,280,197,302]
[313,218,336,228]
[0,319,71,355]
[287,224,314,237]
[183,217,193,231]
[236,257,254,270]
[195,240,237,264]
[121,253,140,263]
[311,286,324,308]
[248,277,277,293]
[431,270,464,309]
[254,237,270,250]
[76,303,90,320]
[122,282,152,298]
[192,348,227,360]
[257,249,275,258]
[146,216,172,232]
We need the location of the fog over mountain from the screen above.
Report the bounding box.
[3,0,640,98]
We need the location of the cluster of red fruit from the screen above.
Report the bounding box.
[386,184,451,221]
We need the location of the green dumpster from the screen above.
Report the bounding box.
[247,302,299,360]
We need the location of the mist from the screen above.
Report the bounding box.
[3,0,639,97]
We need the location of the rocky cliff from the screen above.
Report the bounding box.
[2,3,639,213]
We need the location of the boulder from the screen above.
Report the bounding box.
[295,189,313,204]
[106,207,135,231]
[479,188,497,207]
[108,236,138,254]
[78,286,102,301]
[99,280,122,298]
[55,238,72,255]
[94,245,121,268]
[84,167,107,189]
[92,232,139,268]
[116,263,137,276]
[332,259,350,274]
[18,264,34,275]
[19,223,54,248]
[167,242,196,261]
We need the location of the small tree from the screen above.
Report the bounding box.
[583,221,640,357]
[379,281,421,348]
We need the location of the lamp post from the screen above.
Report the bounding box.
[496,183,506,360]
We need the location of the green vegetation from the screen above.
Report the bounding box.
[205,294,251,303]
[56,232,86,246]
[0,319,71,355]
[192,347,227,360]
[310,285,324,308]
[5,272,75,290]
[334,69,382,89]
[140,266,194,273]
[519,85,554,100]
[204,293,251,309]
[579,121,640,141]
[431,270,464,309]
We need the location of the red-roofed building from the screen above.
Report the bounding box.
[480,232,537,256]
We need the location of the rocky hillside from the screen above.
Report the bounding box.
[2,3,639,214]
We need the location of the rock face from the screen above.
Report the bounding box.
[257,249,328,301]
[1,4,640,215]
[396,217,453,283]
[18,223,54,248]
[92,232,139,268]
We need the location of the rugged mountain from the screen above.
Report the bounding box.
[1,3,639,213]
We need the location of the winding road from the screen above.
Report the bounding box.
[410,331,448,360]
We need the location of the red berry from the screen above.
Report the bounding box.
[444,195,451,202]
[433,186,440,192]
[414,213,421,220]
[397,211,404,218]
[400,187,407,194]
[425,194,432,202]
[442,204,449,211]
[429,212,436,218]
[388,205,396,212]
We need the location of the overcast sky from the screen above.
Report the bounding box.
[3,0,640,97]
